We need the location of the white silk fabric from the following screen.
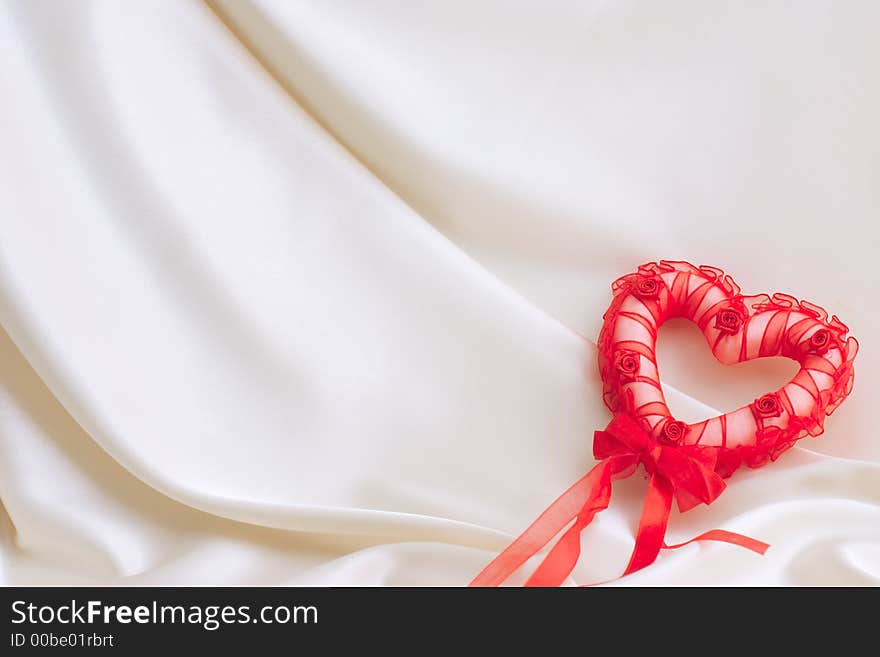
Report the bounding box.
[2,0,879,586]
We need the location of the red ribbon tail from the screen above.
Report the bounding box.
[522,507,599,587]
[664,529,770,555]
[622,474,769,579]
[469,458,624,587]
[623,472,674,576]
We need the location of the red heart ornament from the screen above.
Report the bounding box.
[598,260,858,477]
[471,260,858,587]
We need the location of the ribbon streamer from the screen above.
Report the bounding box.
[469,414,769,587]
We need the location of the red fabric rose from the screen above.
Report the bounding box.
[661,418,688,444]
[613,350,640,382]
[714,308,743,334]
[808,328,832,355]
[632,276,660,298]
[752,393,782,419]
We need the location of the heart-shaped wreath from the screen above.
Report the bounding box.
[471,260,858,587]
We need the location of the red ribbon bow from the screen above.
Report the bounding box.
[470,414,769,587]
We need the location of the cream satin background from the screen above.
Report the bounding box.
[1,0,879,586]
